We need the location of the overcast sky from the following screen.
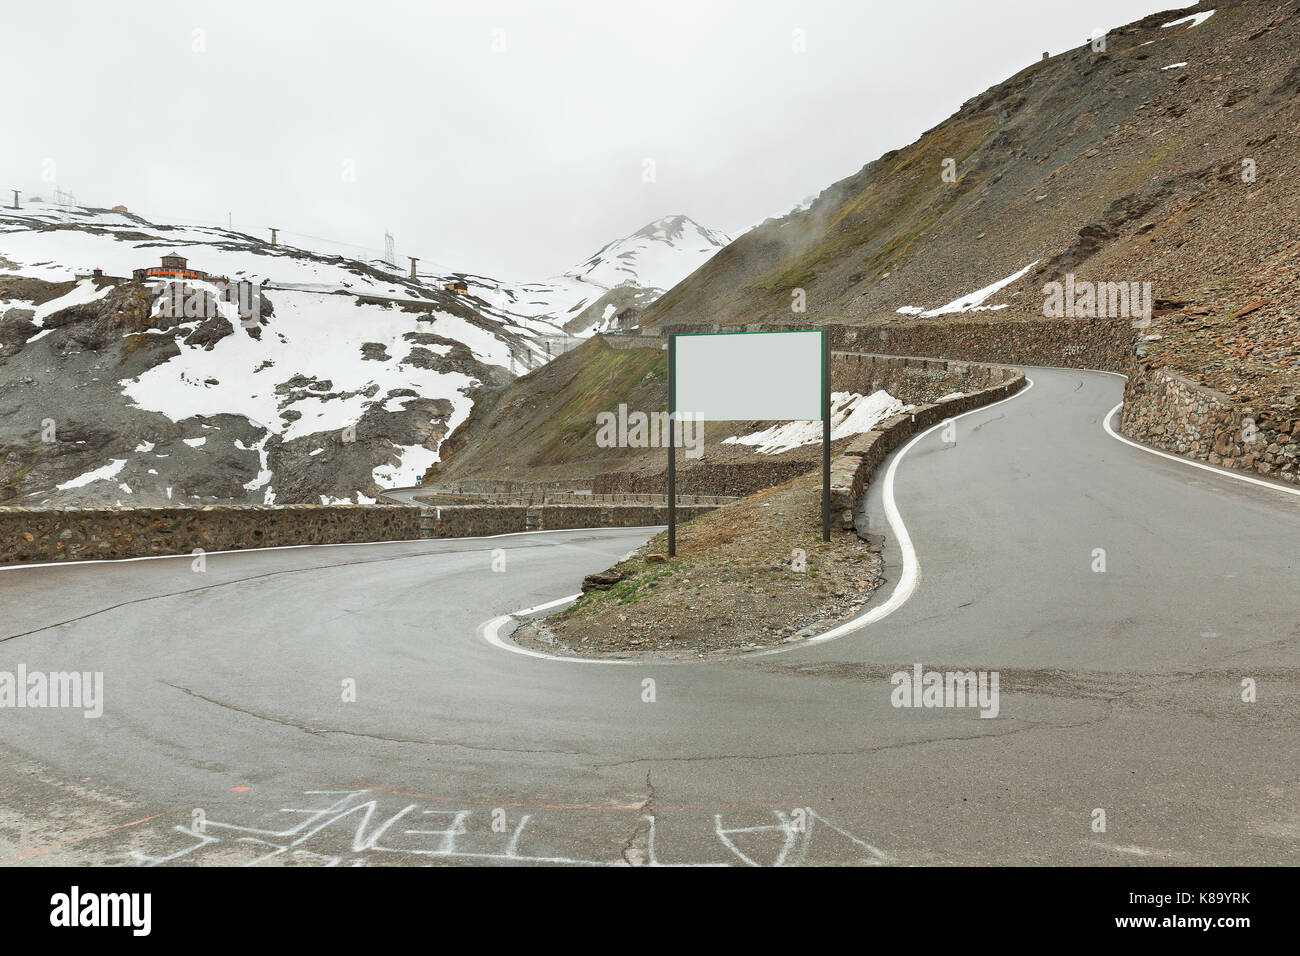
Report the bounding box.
[4,0,1189,279]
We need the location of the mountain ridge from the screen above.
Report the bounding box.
[637,0,1299,416]
[436,0,1300,489]
[0,202,731,505]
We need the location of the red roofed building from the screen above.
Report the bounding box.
[133,253,223,283]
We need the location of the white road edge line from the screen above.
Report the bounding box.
[1102,402,1300,498]
[481,377,1037,664]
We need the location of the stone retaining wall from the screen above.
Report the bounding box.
[0,504,423,566]
[539,505,605,530]
[601,321,1300,494]
[425,503,715,538]
[1120,367,1298,486]
[832,351,1018,402]
[426,505,529,538]
[0,497,730,564]
[829,373,1030,525]
[425,477,596,495]
[413,491,735,507]
[829,319,1133,374]
[592,351,1022,497]
[591,460,817,497]
[620,318,1133,374]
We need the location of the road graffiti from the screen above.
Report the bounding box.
[130,789,891,867]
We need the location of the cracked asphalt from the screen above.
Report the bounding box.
[0,368,1296,866]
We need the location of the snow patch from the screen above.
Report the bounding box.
[917,261,1038,318]
[1162,10,1214,30]
[56,458,127,490]
[32,278,112,324]
[371,442,440,488]
[722,390,906,455]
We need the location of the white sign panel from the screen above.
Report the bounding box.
[674,331,824,421]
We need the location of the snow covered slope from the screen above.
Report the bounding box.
[721,390,908,455]
[0,201,553,506]
[453,215,732,336]
[0,202,733,506]
[567,215,731,291]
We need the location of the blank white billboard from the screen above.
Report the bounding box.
[674,330,824,421]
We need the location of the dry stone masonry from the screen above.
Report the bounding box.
[617,314,1294,490]
[425,504,715,538]
[1121,368,1298,485]
[0,504,422,565]
[828,369,1029,526]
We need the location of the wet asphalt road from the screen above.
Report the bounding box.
[1,367,1296,866]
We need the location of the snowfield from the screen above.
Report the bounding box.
[566,215,730,291]
[470,215,731,335]
[722,390,908,455]
[122,289,479,444]
[1,201,733,505]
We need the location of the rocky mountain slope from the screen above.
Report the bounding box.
[640,1,1298,411]
[0,204,731,506]
[429,337,981,491]
[0,203,545,506]
[435,0,1299,491]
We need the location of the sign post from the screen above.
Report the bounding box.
[822,332,831,542]
[667,329,830,557]
[668,333,677,556]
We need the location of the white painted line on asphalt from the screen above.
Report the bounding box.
[1102,402,1300,499]
[483,604,646,665]
[1027,365,1295,498]
[515,594,583,616]
[481,377,1037,664]
[743,375,1036,658]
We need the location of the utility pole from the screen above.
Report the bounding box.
[9,189,18,210]
[269,227,279,246]
[227,211,232,230]
[408,256,419,280]
[384,230,396,267]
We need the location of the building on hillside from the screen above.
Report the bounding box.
[112,204,129,213]
[75,266,128,286]
[443,280,469,295]
[132,253,223,284]
[615,307,641,330]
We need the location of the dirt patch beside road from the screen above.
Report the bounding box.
[512,471,883,659]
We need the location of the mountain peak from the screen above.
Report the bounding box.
[565,215,731,291]
[630,214,729,246]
